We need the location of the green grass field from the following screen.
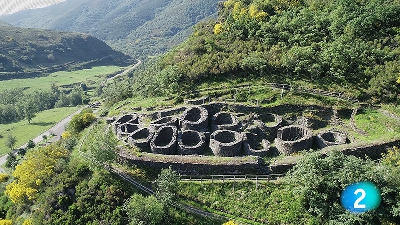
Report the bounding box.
[0,66,123,92]
[0,107,78,156]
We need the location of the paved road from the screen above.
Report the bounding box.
[0,61,141,173]
[0,107,84,174]
[105,60,142,83]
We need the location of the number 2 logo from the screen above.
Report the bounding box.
[341,181,381,213]
[353,189,366,209]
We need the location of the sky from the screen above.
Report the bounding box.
[0,0,65,16]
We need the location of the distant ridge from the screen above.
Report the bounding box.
[0,24,132,80]
[0,0,220,58]
[0,0,65,16]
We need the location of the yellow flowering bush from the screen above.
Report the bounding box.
[5,145,68,203]
[223,220,239,225]
[0,220,12,225]
[0,174,9,183]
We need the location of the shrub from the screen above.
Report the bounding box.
[0,174,9,183]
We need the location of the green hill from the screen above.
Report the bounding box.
[137,0,400,104]
[0,0,220,59]
[0,24,132,80]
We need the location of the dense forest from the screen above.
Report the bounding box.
[131,0,400,103]
[0,24,131,77]
[0,0,221,59]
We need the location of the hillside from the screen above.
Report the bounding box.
[136,0,400,104]
[0,0,220,59]
[0,24,132,80]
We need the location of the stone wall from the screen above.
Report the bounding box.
[177,130,207,155]
[150,126,177,155]
[118,151,267,175]
[275,125,313,155]
[210,130,243,157]
[181,106,209,131]
[316,130,347,149]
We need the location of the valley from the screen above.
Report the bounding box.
[1,0,400,224]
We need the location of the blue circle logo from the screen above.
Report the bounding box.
[340,181,381,213]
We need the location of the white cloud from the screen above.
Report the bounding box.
[0,0,65,16]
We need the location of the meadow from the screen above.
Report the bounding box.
[0,66,123,92]
[0,106,78,156]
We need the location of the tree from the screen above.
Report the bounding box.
[5,152,17,169]
[67,111,96,134]
[124,194,164,225]
[155,166,180,208]
[88,128,117,167]
[6,134,16,150]
[27,140,35,149]
[5,145,68,203]
[285,150,400,224]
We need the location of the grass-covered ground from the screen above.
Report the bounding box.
[0,106,78,155]
[178,181,313,225]
[0,66,123,92]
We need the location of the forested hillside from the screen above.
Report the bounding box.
[136,0,400,103]
[0,0,220,59]
[0,24,131,78]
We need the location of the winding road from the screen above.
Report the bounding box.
[0,61,141,173]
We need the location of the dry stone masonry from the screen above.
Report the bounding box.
[151,126,178,155]
[316,130,348,149]
[275,125,313,155]
[210,130,244,157]
[114,102,351,158]
[181,106,209,131]
[128,127,154,152]
[177,130,207,155]
[211,112,240,131]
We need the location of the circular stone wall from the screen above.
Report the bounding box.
[113,114,139,133]
[150,126,177,155]
[211,112,239,131]
[181,106,209,131]
[150,116,178,130]
[275,125,313,155]
[316,130,347,149]
[177,130,206,155]
[243,132,271,157]
[259,113,283,141]
[128,127,154,151]
[210,130,243,157]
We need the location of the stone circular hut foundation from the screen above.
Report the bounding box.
[150,116,179,130]
[275,125,313,155]
[113,114,140,133]
[243,132,271,157]
[259,113,283,141]
[116,123,141,141]
[211,112,240,131]
[316,130,347,149]
[150,126,178,155]
[128,127,154,151]
[177,130,206,155]
[210,130,243,157]
[180,106,209,131]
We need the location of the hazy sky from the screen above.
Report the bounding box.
[0,0,65,16]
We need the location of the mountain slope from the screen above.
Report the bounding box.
[0,0,220,58]
[134,0,400,103]
[0,24,132,79]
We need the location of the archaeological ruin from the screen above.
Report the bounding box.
[112,102,352,161]
[210,130,243,157]
[150,126,178,155]
[177,130,207,155]
[316,130,348,149]
[275,125,313,155]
